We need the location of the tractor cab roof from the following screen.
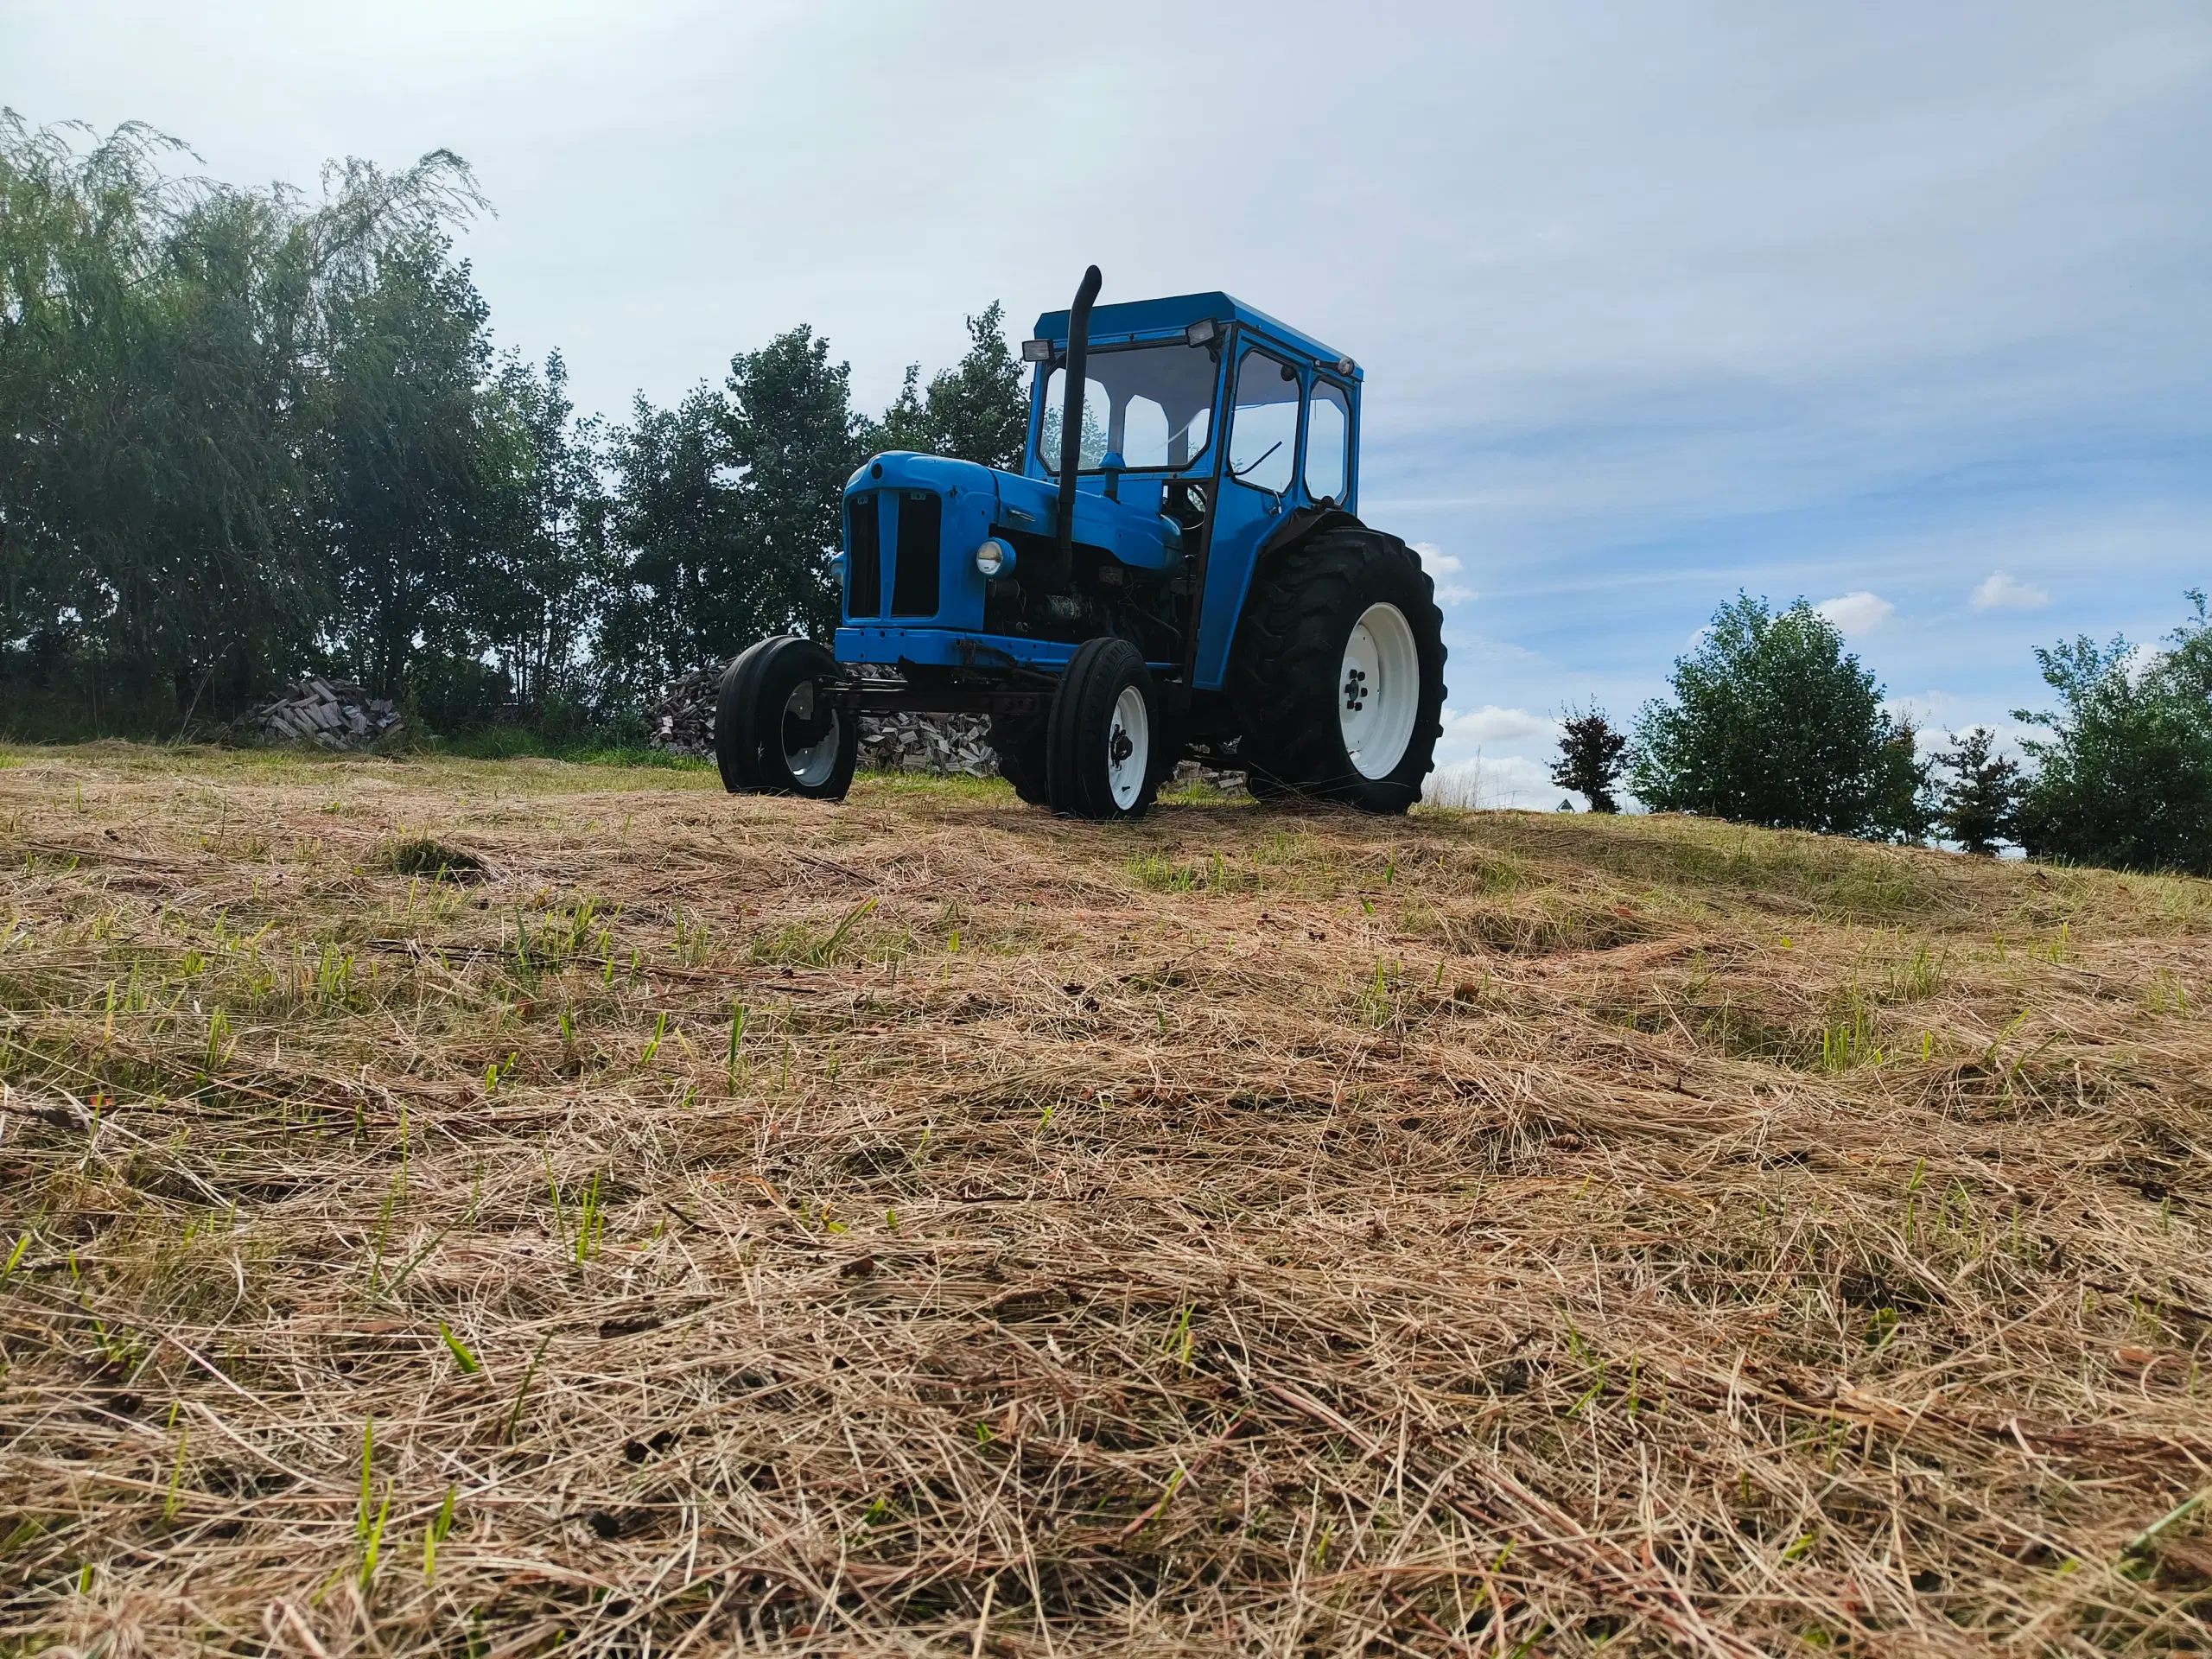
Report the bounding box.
[1030,290,1359,380]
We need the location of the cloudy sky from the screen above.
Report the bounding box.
[10,1,2209,804]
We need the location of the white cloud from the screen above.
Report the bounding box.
[1411,543,1475,604]
[1815,591,1896,636]
[1433,707,1560,780]
[1423,754,1564,811]
[1970,570,2051,611]
[1412,542,1463,577]
[1441,705,1555,744]
[1883,690,1976,745]
[1441,632,1546,666]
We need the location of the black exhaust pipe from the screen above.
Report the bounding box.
[1054,264,1103,572]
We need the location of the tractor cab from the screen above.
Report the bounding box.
[831,291,1362,697]
[1018,292,1363,689]
[721,268,1440,822]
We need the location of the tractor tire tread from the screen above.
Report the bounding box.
[715,636,786,793]
[1230,528,1446,813]
[1046,636,1160,819]
[990,715,1051,806]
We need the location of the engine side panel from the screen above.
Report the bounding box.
[835,453,1184,671]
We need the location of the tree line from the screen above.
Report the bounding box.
[1551,590,2212,876]
[0,115,1025,738]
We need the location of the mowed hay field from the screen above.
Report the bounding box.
[3,748,2210,1658]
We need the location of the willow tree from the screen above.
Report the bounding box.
[0,111,485,725]
[311,238,495,699]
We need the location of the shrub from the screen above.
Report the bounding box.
[1630,594,1931,840]
[404,651,512,736]
[1551,707,1628,813]
[1932,728,2022,855]
[2013,593,2212,875]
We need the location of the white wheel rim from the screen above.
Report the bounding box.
[781,680,841,787]
[1106,683,1150,810]
[1339,603,1419,780]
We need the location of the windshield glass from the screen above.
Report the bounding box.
[1039,340,1218,474]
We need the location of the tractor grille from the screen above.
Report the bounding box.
[846,494,881,618]
[890,491,942,616]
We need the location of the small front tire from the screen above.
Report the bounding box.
[1046,637,1160,820]
[716,636,857,800]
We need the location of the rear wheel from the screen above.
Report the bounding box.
[1231,529,1445,814]
[1046,637,1160,820]
[715,636,858,799]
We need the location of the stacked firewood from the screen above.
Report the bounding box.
[645,666,721,757]
[644,666,1001,776]
[256,678,404,749]
[1172,759,1249,793]
[860,711,995,775]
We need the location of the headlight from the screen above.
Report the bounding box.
[975,537,1016,578]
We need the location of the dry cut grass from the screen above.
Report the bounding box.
[2,743,2209,1656]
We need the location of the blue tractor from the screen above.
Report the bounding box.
[715,268,1446,819]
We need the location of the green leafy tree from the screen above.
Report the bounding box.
[2012,593,2212,874]
[722,326,868,645]
[605,327,866,696]
[1872,721,1936,845]
[314,240,496,699]
[1630,594,1932,840]
[1550,706,1628,812]
[468,352,613,721]
[601,385,745,704]
[609,311,1018,696]
[873,302,1028,468]
[1932,728,2022,855]
[0,112,483,729]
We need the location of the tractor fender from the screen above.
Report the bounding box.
[1255,505,1369,565]
[1193,505,1375,690]
[1224,505,1375,654]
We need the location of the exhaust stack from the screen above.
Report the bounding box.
[1054,264,1103,571]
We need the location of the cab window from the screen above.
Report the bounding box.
[1040,340,1216,473]
[1228,349,1300,494]
[1305,380,1350,504]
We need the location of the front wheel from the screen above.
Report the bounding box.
[715,636,857,799]
[1231,528,1446,814]
[714,636,780,792]
[1046,637,1161,820]
[989,715,1051,806]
